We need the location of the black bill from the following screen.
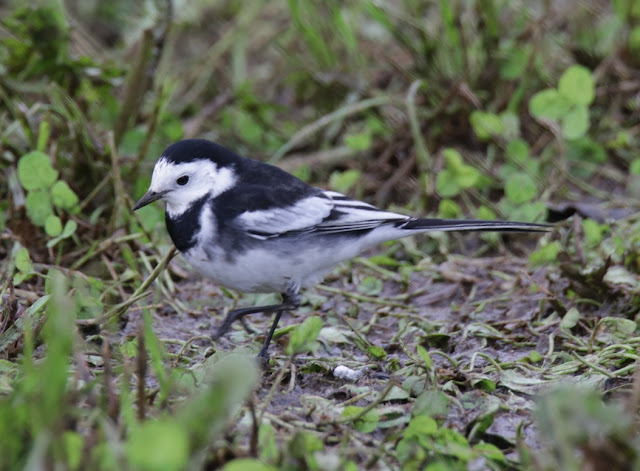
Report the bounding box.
[132,190,167,211]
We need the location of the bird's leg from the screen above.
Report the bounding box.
[213,291,301,349]
[257,290,301,359]
[257,310,284,360]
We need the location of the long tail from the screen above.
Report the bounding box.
[398,218,551,233]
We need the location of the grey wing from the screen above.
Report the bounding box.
[237,190,409,239]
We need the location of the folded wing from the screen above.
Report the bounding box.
[237,190,408,239]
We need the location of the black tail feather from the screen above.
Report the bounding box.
[397,218,551,233]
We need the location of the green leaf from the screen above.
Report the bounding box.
[558,65,595,105]
[529,240,561,266]
[630,26,640,52]
[221,459,278,471]
[26,189,54,226]
[567,137,607,164]
[443,148,463,169]
[15,247,33,273]
[47,220,78,248]
[529,89,572,119]
[286,316,323,356]
[436,169,461,197]
[438,199,461,218]
[500,111,520,140]
[476,205,496,220]
[502,200,547,222]
[51,180,79,210]
[17,151,58,191]
[437,150,481,197]
[583,219,607,246]
[560,307,580,330]
[367,345,387,360]
[127,420,189,471]
[528,351,543,363]
[434,428,472,460]
[62,431,84,471]
[357,276,383,296]
[341,406,379,433]
[344,132,372,151]
[60,219,78,238]
[470,111,504,140]
[329,169,361,194]
[500,45,530,79]
[603,266,637,287]
[417,345,433,369]
[471,377,496,392]
[598,317,637,338]
[288,431,324,465]
[405,414,438,438]
[45,215,63,237]
[561,105,590,140]
[235,109,264,145]
[506,139,529,163]
[474,442,506,462]
[258,423,278,463]
[413,389,450,418]
[177,355,258,450]
[455,164,480,188]
[37,121,50,152]
[504,173,537,204]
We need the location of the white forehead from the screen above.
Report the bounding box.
[149,157,217,191]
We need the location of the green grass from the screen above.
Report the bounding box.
[1,0,640,469]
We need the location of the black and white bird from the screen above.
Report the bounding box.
[133,139,549,358]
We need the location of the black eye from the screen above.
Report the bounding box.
[176,175,189,186]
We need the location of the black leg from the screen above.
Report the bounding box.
[257,310,284,360]
[238,317,257,335]
[213,291,301,357]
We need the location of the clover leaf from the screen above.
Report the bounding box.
[17,151,59,191]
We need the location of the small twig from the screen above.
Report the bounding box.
[332,379,397,425]
[406,80,430,174]
[137,321,147,421]
[108,132,127,235]
[428,350,460,369]
[316,285,411,309]
[571,352,614,378]
[288,362,296,393]
[78,246,177,326]
[170,335,216,367]
[248,398,259,457]
[102,338,119,422]
[278,145,361,173]
[270,95,398,163]
[258,358,292,423]
[70,233,145,270]
[76,173,111,212]
[465,351,503,374]
[101,254,127,303]
[113,29,155,146]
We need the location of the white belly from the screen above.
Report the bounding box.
[181,222,413,294]
[182,236,369,293]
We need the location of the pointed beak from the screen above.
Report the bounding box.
[132,190,167,211]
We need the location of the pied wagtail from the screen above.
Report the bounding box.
[133,139,550,359]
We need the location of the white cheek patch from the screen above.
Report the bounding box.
[148,157,237,216]
[209,166,235,197]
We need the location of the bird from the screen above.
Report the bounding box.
[133,139,550,359]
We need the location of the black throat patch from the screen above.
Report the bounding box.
[165,195,209,252]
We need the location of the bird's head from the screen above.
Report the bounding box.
[133,140,238,216]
